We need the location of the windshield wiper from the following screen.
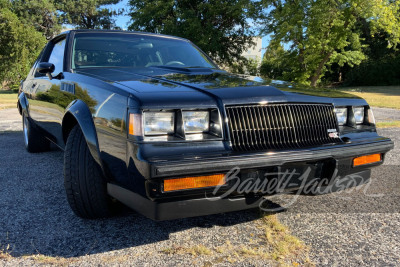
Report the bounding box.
[150,65,215,72]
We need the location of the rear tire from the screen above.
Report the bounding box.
[64,125,115,219]
[22,113,50,153]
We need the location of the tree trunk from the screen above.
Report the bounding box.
[310,52,332,87]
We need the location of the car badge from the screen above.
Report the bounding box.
[327,129,339,138]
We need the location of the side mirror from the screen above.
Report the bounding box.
[37,62,55,74]
[37,62,55,80]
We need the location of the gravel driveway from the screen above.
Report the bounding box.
[0,107,399,266]
[276,127,400,266]
[1,130,271,266]
[372,107,400,122]
[0,109,22,132]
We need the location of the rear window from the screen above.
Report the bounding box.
[71,33,216,69]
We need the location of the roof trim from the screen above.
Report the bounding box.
[55,29,188,42]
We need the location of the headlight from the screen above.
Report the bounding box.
[131,109,222,140]
[353,107,364,124]
[182,111,209,133]
[335,107,348,126]
[144,112,175,135]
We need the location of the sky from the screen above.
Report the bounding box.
[111,0,130,29]
[110,0,268,58]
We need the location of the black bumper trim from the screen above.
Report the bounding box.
[107,183,263,221]
[151,139,394,178]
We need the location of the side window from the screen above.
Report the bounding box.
[47,38,66,75]
[30,48,45,77]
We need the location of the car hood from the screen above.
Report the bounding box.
[75,67,363,107]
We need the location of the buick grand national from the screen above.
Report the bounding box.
[17,30,393,220]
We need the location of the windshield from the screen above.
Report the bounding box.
[71,33,217,69]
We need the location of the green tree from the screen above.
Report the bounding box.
[11,0,60,39]
[261,0,400,87]
[229,58,260,76]
[57,0,123,29]
[128,0,263,65]
[260,42,290,80]
[325,9,400,86]
[0,6,46,89]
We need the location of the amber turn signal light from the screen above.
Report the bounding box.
[164,174,226,192]
[129,113,142,136]
[353,154,382,167]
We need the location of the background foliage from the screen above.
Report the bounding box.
[128,0,263,66]
[11,0,60,39]
[57,0,123,30]
[0,0,399,90]
[0,1,47,90]
[260,0,400,87]
[0,0,122,90]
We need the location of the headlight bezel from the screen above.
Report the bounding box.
[129,108,223,141]
[334,105,375,129]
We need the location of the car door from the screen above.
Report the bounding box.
[27,36,67,146]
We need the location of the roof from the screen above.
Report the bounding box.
[55,29,189,42]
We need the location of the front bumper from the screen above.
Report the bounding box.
[108,183,264,220]
[112,138,393,220]
[108,168,372,220]
[151,138,393,177]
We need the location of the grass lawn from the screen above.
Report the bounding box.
[376,121,400,128]
[340,86,400,110]
[0,91,18,110]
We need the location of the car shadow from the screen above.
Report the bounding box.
[0,131,283,258]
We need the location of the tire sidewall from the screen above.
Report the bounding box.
[64,125,115,218]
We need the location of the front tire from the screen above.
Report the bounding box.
[22,113,50,153]
[64,125,115,219]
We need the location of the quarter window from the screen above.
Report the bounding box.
[30,48,45,77]
[47,38,66,75]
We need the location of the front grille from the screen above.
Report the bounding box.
[226,103,342,151]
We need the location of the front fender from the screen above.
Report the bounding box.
[63,99,104,172]
[18,92,28,116]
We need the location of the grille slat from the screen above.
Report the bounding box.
[258,106,270,149]
[291,105,304,146]
[286,105,300,147]
[269,106,281,149]
[282,105,295,147]
[269,106,281,148]
[245,107,257,149]
[233,108,245,151]
[307,105,319,144]
[317,106,326,142]
[262,106,275,149]
[319,105,329,142]
[299,105,312,146]
[226,103,342,152]
[226,109,238,150]
[250,107,262,150]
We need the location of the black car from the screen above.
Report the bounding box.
[18,30,393,220]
